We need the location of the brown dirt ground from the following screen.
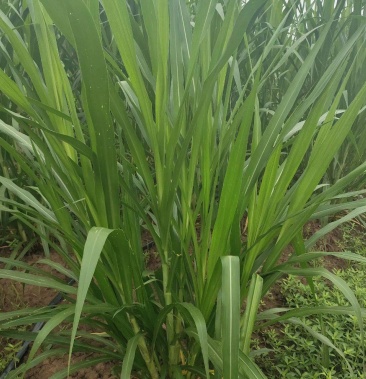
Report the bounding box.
[25,353,117,379]
[0,250,118,379]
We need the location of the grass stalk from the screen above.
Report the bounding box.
[129,316,160,379]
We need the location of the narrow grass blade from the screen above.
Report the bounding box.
[257,305,366,327]
[240,274,263,354]
[178,303,210,379]
[121,333,143,379]
[0,270,76,294]
[306,205,366,249]
[288,317,354,376]
[0,177,56,223]
[280,266,364,358]
[26,306,76,372]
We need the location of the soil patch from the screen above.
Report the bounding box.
[26,353,117,379]
[0,250,118,379]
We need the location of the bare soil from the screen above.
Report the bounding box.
[0,251,117,379]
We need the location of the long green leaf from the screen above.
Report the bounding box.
[221,256,240,379]
[120,333,143,379]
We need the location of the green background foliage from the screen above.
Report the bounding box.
[0,0,365,378]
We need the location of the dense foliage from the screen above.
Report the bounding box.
[0,0,366,378]
[256,223,366,378]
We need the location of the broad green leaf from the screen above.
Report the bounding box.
[69,227,118,367]
[187,329,268,379]
[221,256,240,379]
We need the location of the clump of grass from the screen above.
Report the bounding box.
[1,0,366,377]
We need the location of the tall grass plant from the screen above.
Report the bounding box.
[0,0,366,377]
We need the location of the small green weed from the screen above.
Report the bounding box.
[255,222,366,378]
[336,222,366,256]
[255,267,366,378]
[0,339,22,372]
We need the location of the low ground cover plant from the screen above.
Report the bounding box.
[0,0,366,378]
[255,267,366,379]
[255,223,366,378]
